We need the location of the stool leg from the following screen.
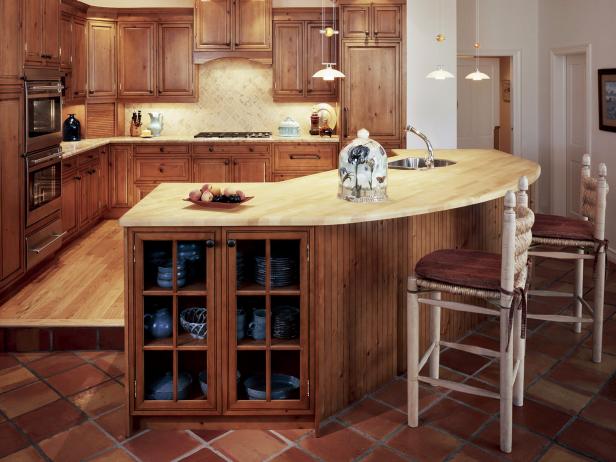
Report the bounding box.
[500,307,513,453]
[513,299,525,407]
[429,291,441,379]
[574,248,584,334]
[593,250,606,363]
[407,277,420,427]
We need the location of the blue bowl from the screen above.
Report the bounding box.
[244,374,300,400]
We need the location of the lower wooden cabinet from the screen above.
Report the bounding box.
[126,228,312,431]
[232,157,270,182]
[110,145,134,209]
[193,158,232,183]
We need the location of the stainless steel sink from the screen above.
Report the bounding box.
[389,157,457,170]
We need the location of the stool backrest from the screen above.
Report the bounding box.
[580,154,609,241]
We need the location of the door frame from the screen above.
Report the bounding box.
[457,48,522,157]
[549,44,593,215]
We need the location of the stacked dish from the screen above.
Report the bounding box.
[157,261,186,288]
[177,242,203,282]
[146,371,192,400]
[244,374,300,400]
[254,256,297,287]
[236,251,247,287]
[272,306,300,339]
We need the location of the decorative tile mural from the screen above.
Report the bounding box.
[125,59,336,136]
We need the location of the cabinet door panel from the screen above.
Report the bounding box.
[89,166,101,220]
[341,5,369,39]
[158,23,195,97]
[306,22,336,99]
[119,23,156,97]
[24,0,44,65]
[234,0,271,50]
[60,13,72,69]
[193,158,231,183]
[373,5,401,39]
[0,93,24,284]
[232,157,270,182]
[61,176,79,238]
[43,0,60,66]
[273,22,303,98]
[342,43,400,143]
[110,145,133,208]
[134,157,190,182]
[88,21,117,98]
[99,148,109,212]
[0,0,23,83]
[78,167,90,227]
[72,18,88,99]
[195,0,232,50]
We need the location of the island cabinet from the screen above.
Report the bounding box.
[126,229,312,431]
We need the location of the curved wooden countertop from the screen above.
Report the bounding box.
[119,149,541,227]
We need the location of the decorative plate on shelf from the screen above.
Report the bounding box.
[184,197,254,209]
[313,103,337,131]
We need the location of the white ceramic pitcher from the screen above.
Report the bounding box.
[148,112,164,137]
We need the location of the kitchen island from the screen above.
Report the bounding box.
[119,149,540,434]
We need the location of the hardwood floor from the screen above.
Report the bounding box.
[0,220,124,327]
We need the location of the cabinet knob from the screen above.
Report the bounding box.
[227,239,236,248]
[88,90,94,94]
[206,239,215,248]
[75,176,82,180]
[365,31,369,36]
[209,147,214,152]
[374,31,379,36]
[159,166,164,173]
[159,147,164,152]
[249,147,254,152]
[224,160,230,165]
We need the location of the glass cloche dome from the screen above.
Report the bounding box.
[338,129,388,202]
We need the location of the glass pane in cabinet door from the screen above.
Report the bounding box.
[143,296,173,348]
[143,241,172,292]
[236,296,266,348]
[236,240,265,291]
[270,350,301,401]
[237,351,266,401]
[271,296,301,348]
[177,296,208,347]
[144,351,173,401]
[268,240,300,290]
[178,351,207,401]
[177,241,206,292]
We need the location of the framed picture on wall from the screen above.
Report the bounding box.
[502,80,511,103]
[599,68,616,132]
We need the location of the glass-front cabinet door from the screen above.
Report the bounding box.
[225,231,311,412]
[134,231,219,413]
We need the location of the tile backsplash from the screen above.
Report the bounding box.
[125,59,337,136]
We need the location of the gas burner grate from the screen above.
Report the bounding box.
[194,132,272,139]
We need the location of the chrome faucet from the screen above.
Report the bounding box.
[405,126,434,168]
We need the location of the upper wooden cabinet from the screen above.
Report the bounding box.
[88,20,117,98]
[60,12,72,69]
[194,0,272,61]
[272,10,337,102]
[341,3,401,40]
[72,18,88,99]
[117,21,196,101]
[0,0,22,84]
[24,0,61,68]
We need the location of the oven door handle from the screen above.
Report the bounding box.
[29,232,67,255]
[29,152,63,167]
[27,85,63,93]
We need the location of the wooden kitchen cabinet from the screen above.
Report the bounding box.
[232,157,270,183]
[60,12,72,69]
[118,23,156,97]
[372,5,401,39]
[158,23,195,98]
[99,146,110,213]
[234,0,271,50]
[195,0,232,50]
[0,90,25,289]
[305,22,337,99]
[72,18,88,99]
[88,20,117,98]
[110,145,133,209]
[0,0,22,85]
[24,0,60,68]
[341,3,401,40]
[193,158,232,183]
[61,174,79,239]
[341,5,370,39]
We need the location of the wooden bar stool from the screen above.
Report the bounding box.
[528,154,609,363]
[407,184,534,453]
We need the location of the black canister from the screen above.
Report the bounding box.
[62,114,81,141]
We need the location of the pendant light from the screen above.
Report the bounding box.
[313,0,345,81]
[426,0,454,80]
[465,0,490,81]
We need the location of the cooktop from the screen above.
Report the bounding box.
[194,131,272,139]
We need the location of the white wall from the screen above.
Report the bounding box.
[406,0,457,149]
[538,0,616,259]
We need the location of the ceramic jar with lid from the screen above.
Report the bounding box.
[278,117,300,137]
[338,129,388,202]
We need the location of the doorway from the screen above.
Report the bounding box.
[457,56,513,153]
[550,45,592,216]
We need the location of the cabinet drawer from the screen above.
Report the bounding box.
[193,144,270,155]
[134,144,190,155]
[62,157,79,176]
[134,157,190,181]
[273,144,337,171]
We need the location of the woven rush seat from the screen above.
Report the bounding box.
[532,213,594,243]
[415,249,501,294]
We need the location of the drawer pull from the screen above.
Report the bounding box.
[159,166,164,173]
[227,239,236,248]
[206,239,215,248]
[159,147,164,152]
[249,147,254,152]
[224,160,230,165]
[209,147,214,152]
[290,154,321,160]
[30,232,67,254]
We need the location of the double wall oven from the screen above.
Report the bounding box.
[24,75,65,269]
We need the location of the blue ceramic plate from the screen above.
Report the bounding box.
[244,374,300,400]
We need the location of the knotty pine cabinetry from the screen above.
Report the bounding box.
[194,0,272,63]
[59,1,88,103]
[24,0,61,68]
[193,144,271,183]
[341,3,401,40]
[272,9,337,102]
[88,20,117,98]
[126,229,312,432]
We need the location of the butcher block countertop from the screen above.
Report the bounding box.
[119,149,541,227]
[61,134,339,159]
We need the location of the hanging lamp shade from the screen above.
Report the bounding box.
[465,68,490,80]
[426,64,455,80]
[313,64,345,81]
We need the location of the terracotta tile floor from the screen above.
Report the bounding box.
[0,259,615,461]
